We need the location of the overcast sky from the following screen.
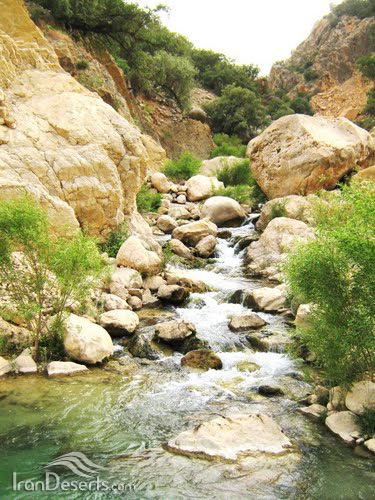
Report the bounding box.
[136,0,338,75]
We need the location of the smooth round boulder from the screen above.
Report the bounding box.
[151,172,171,193]
[100,310,139,336]
[345,381,375,415]
[201,196,246,226]
[64,314,113,364]
[172,219,217,246]
[181,349,222,371]
[186,175,223,202]
[195,235,217,258]
[170,239,193,260]
[101,293,131,311]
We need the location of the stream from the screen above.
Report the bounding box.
[0,220,374,499]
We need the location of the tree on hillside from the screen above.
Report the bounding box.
[204,84,267,141]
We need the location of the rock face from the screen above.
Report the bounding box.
[165,414,294,460]
[268,16,375,120]
[181,350,222,371]
[201,196,246,226]
[345,381,375,415]
[229,313,267,331]
[47,361,89,378]
[186,175,223,202]
[356,165,375,182]
[247,115,375,199]
[0,0,166,240]
[116,237,161,275]
[246,217,315,281]
[172,219,218,246]
[64,314,113,364]
[325,411,361,444]
[99,310,139,336]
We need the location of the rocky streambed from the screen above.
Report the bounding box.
[0,221,374,499]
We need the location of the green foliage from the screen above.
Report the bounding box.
[209,134,246,158]
[76,59,89,70]
[291,95,313,115]
[191,48,259,95]
[330,0,375,20]
[136,185,162,213]
[358,407,375,436]
[0,197,104,361]
[101,223,129,258]
[303,67,319,82]
[270,200,288,220]
[147,51,197,109]
[265,91,313,120]
[163,152,201,180]
[160,241,174,271]
[27,1,50,22]
[204,85,267,141]
[358,55,375,80]
[77,73,104,91]
[284,181,375,387]
[216,159,252,186]
[213,184,265,209]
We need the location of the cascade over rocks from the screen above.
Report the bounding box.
[247,115,375,199]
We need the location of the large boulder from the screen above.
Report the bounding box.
[246,217,314,281]
[99,310,139,336]
[64,314,113,364]
[345,381,375,415]
[156,215,177,233]
[256,195,316,232]
[116,236,161,275]
[245,285,287,313]
[201,196,246,226]
[200,156,240,177]
[248,114,375,199]
[325,411,361,444]
[165,414,294,460]
[172,219,217,246]
[186,175,223,202]
[0,0,166,240]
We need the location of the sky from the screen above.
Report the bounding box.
[136,0,338,75]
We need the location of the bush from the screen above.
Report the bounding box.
[216,159,252,186]
[284,181,375,387]
[101,223,129,258]
[330,0,375,20]
[359,407,375,436]
[270,200,287,220]
[163,152,201,180]
[76,59,89,70]
[213,184,265,209]
[204,85,267,142]
[209,134,246,158]
[304,67,319,82]
[136,184,162,213]
[0,197,103,361]
[358,55,375,81]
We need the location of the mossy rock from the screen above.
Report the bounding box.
[236,361,260,373]
[181,349,222,371]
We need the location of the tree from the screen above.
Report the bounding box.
[358,55,375,81]
[204,85,267,141]
[0,197,103,361]
[284,181,375,386]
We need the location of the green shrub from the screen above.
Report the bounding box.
[76,59,90,70]
[101,223,129,258]
[0,196,103,361]
[270,200,287,220]
[330,0,375,20]
[358,407,375,436]
[136,184,162,213]
[284,181,375,387]
[216,159,252,186]
[209,134,246,158]
[213,184,264,209]
[304,67,319,82]
[163,152,201,180]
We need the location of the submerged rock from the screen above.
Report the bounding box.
[181,349,222,371]
[325,411,361,444]
[236,361,260,373]
[46,361,88,378]
[165,414,295,460]
[258,384,285,397]
[297,404,326,421]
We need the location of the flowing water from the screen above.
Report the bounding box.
[0,221,374,499]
